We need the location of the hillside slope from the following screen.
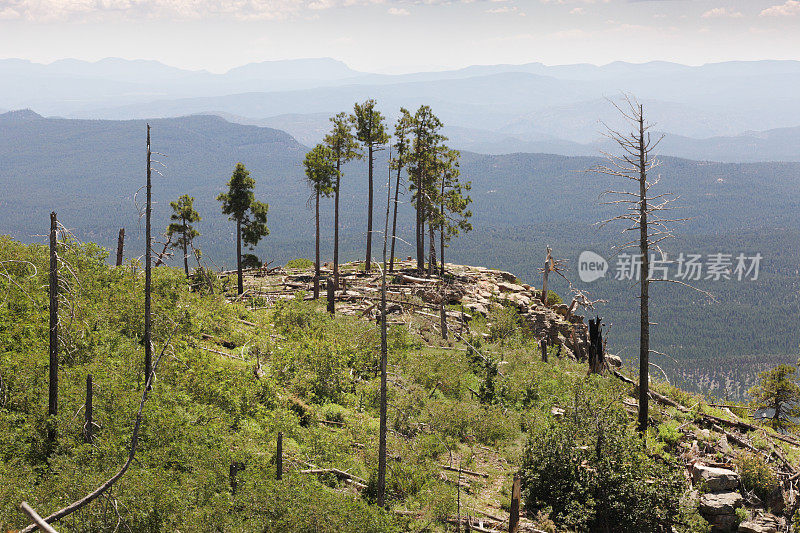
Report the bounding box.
[1,237,798,532]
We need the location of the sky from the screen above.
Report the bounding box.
[0,0,798,73]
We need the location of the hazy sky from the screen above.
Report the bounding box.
[0,0,798,73]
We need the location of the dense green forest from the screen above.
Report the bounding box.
[1,110,798,395]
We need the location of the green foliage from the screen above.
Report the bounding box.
[241,253,262,269]
[546,290,562,306]
[520,379,685,532]
[735,507,749,527]
[487,306,522,345]
[285,258,314,269]
[303,144,338,197]
[166,194,201,256]
[657,420,682,449]
[735,452,780,505]
[352,99,389,150]
[217,162,270,250]
[324,112,361,175]
[0,235,700,532]
[748,364,800,430]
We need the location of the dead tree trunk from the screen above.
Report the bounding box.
[389,161,402,272]
[154,235,171,267]
[637,107,650,434]
[84,374,93,444]
[540,247,553,306]
[236,219,243,295]
[115,228,125,266]
[588,317,605,374]
[144,125,152,387]
[276,432,283,480]
[440,172,446,277]
[590,98,674,434]
[440,299,448,340]
[427,222,436,276]
[415,199,425,274]
[509,474,521,533]
[48,211,58,443]
[540,339,548,363]
[314,190,320,299]
[334,167,341,289]
[327,278,335,315]
[377,151,392,507]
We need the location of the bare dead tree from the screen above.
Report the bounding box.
[115,228,125,267]
[48,212,58,445]
[84,374,93,444]
[591,95,683,433]
[153,233,173,267]
[19,325,178,533]
[376,150,392,507]
[539,247,555,305]
[144,124,153,388]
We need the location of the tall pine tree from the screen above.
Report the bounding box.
[352,99,389,273]
[324,113,361,289]
[407,106,444,274]
[303,144,338,299]
[166,194,201,278]
[217,163,269,295]
[389,108,413,272]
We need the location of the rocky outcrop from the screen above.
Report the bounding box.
[692,463,745,532]
[700,490,744,515]
[693,463,741,492]
[737,513,781,533]
[700,491,744,531]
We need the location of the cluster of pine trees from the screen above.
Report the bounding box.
[163,100,472,299]
[305,101,472,297]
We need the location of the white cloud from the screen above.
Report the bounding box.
[486,5,516,13]
[760,0,800,16]
[701,7,743,19]
[388,6,409,15]
[569,7,585,14]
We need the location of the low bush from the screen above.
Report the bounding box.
[520,379,684,532]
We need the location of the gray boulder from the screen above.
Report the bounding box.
[700,491,744,515]
[738,513,780,533]
[693,463,741,492]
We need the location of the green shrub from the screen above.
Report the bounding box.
[272,295,328,335]
[520,380,684,532]
[488,306,521,345]
[545,290,562,306]
[735,452,780,505]
[286,258,315,269]
[242,253,262,269]
[319,403,346,424]
[657,420,682,448]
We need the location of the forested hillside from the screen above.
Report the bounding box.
[3,236,800,532]
[1,110,798,395]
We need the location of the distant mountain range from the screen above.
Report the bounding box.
[4,57,800,162]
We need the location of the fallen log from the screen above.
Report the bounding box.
[198,346,244,360]
[201,333,236,349]
[398,273,440,284]
[440,464,489,478]
[299,467,367,486]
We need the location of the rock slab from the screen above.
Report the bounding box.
[694,463,741,492]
